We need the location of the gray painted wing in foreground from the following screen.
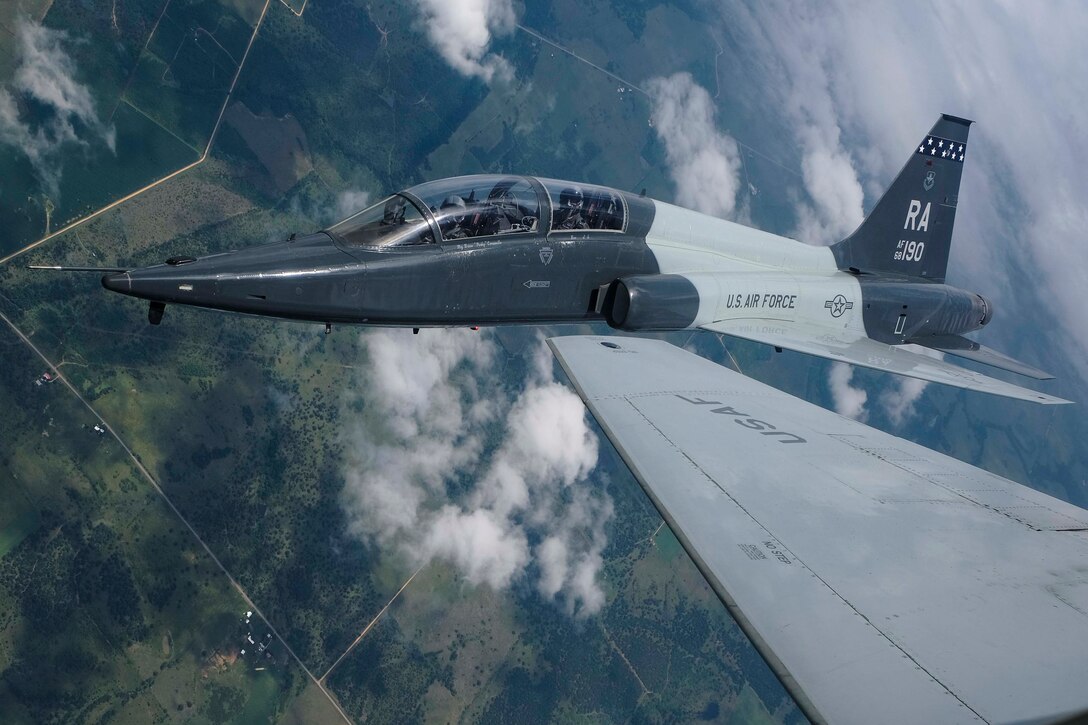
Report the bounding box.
[548,335,1088,725]
[701,319,1070,404]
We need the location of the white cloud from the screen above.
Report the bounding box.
[364,325,495,440]
[711,4,865,244]
[880,376,928,427]
[474,383,598,518]
[536,535,569,599]
[646,73,743,219]
[410,0,515,83]
[535,483,612,616]
[828,362,867,421]
[287,187,373,228]
[333,189,371,222]
[340,329,494,547]
[793,125,865,244]
[0,19,115,197]
[877,345,943,425]
[420,506,529,589]
[340,330,611,616]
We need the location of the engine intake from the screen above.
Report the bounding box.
[604,274,700,331]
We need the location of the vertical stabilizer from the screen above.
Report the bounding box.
[832,114,972,282]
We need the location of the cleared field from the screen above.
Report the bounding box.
[0,0,269,259]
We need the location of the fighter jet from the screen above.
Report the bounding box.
[36,115,1088,724]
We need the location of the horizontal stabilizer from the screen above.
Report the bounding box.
[701,319,1070,404]
[909,334,1054,380]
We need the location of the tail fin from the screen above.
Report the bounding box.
[832,114,972,282]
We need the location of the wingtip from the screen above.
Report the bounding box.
[1035,391,1074,405]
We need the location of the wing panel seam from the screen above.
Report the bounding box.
[832,436,1088,531]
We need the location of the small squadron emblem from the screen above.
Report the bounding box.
[824,294,854,318]
[539,246,554,265]
[923,170,936,191]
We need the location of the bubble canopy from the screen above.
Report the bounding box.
[326,195,434,247]
[325,175,628,247]
[538,177,626,233]
[411,175,541,241]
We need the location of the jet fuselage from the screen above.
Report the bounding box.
[100,173,989,345]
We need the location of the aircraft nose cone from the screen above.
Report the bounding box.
[98,233,364,321]
[101,272,130,293]
[100,264,190,301]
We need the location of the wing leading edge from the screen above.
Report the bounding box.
[548,335,1088,725]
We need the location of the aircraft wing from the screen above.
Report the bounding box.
[548,335,1088,725]
[700,319,1070,404]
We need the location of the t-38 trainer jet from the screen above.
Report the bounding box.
[67,116,1059,403]
[38,115,1088,724]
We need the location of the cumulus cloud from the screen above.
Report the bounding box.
[717,4,864,244]
[828,362,867,421]
[792,125,865,244]
[341,328,494,546]
[287,187,372,229]
[694,4,866,244]
[333,189,371,221]
[877,346,942,425]
[880,376,928,427]
[420,506,528,590]
[340,330,611,616]
[646,73,743,218]
[0,19,115,197]
[410,0,515,83]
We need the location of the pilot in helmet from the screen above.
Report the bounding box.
[555,186,586,230]
[560,186,583,209]
[439,194,471,239]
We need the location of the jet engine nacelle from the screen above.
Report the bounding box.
[604,272,810,332]
[604,272,993,342]
[859,281,992,344]
[604,274,702,331]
